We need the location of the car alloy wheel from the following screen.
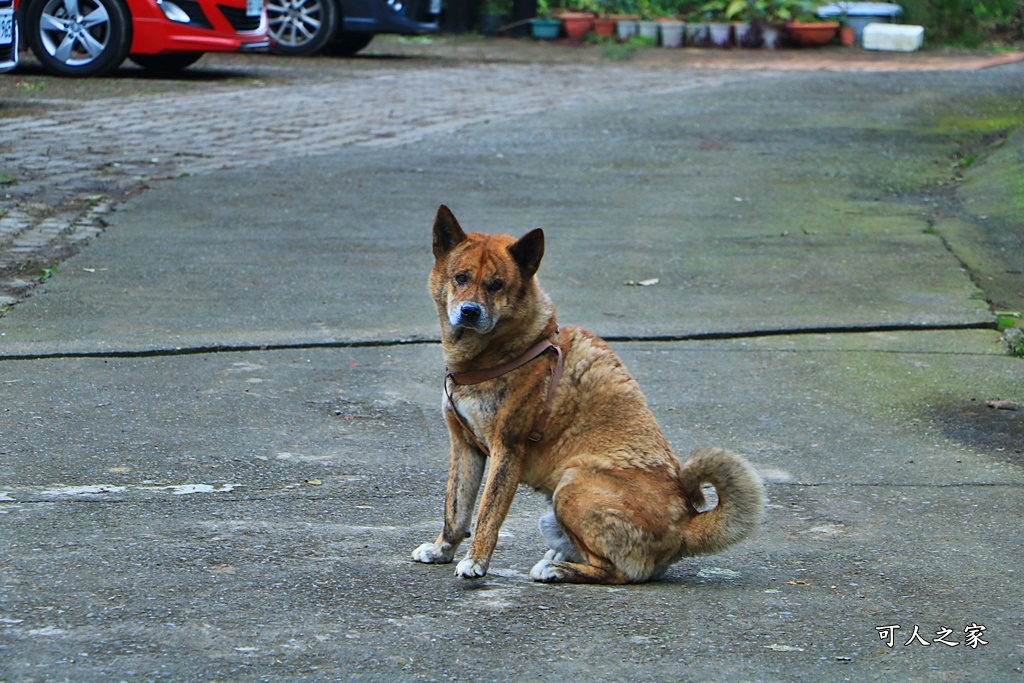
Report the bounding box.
[26,0,131,76]
[266,0,338,56]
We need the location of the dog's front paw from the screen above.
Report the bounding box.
[530,558,564,583]
[412,542,454,564]
[454,557,488,579]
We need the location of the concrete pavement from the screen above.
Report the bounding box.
[1,45,1023,682]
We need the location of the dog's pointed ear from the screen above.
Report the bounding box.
[509,228,544,280]
[432,205,467,260]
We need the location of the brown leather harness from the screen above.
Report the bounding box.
[444,331,564,457]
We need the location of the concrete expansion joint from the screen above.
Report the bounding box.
[0,321,1005,362]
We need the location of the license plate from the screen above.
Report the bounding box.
[245,0,261,17]
[0,10,14,45]
[429,0,441,14]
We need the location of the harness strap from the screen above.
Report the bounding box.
[444,331,563,457]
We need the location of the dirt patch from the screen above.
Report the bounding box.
[928,398,1024,468]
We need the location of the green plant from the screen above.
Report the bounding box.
[958,153,979,168]
[39,266,58,282]
[600,37,639,59]
[997,311,1021,330]
[762,0,813,22]
[700,0,782,21]
[536,0,553,18]
[725,0,758,21]
[699,0,729,20]
[481,0,512,13]
[634,0,658,18]
[656,0,689,16]
[631,0,684,18]
[1001,324,1024,358]
[609,0,637,13]
[900,0,1020,46]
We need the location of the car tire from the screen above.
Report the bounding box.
[24,0,131,77]
[266,0,339,56]
[129,52,205,72]
[325,31,373,56]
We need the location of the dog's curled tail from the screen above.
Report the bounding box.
[677,447,765,556]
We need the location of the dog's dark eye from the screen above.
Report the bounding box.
[487,280,504,293]
[454,273,469,285]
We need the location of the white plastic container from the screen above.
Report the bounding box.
[862,23,924,52]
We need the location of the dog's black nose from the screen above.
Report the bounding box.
[460,303,482,320]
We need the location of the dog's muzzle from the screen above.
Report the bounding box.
[450,302,493,332]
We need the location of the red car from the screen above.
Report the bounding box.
[18,0,269,76]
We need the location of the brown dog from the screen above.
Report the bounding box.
[412,205,765,584]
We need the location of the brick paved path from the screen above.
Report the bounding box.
[0,60,750,309]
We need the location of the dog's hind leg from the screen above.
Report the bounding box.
[530,555,630,584]
[538,512,584,563]
[530,470,666,584]
[529,506,637,584]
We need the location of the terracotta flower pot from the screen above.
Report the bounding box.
[785,21,838,47]
[561,12,594,40]
[839,25,855,46]
[593,16,616,37]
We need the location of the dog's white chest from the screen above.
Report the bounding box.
[443,388,495,452]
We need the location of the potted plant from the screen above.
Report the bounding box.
[561,0,598,39]
[784,0,838,46]
[653,0,685,47]
[837,13,855,46]
[531,0,564,38]
[757,0,789,48]
[724,0,802,47]
[721,0,759,46]
[612,0,640,40]
[634,0,662,40]
[479,0,512,36]
[747,0,801,47]
[592,0,618,36]
[700,0,733,46]
[684,9,709,45]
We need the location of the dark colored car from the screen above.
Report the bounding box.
[266,0,439,56]
[17,0,269,77]
[0,0,17,73]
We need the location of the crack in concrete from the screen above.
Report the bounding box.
[0,321,1000,362]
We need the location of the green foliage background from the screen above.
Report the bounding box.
[899,0,1022,46]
